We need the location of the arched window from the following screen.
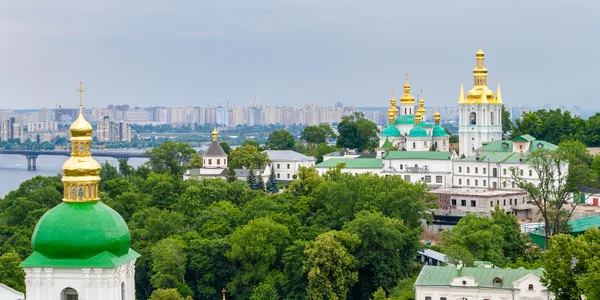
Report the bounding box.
[90,184,96,199]
[61,287,79,300]
[78,186,84,199]
[412,142,415,149]
[71,186,77,199]
[122,282,126,300]
[491,111,495,125]
[493,277,503,287]
[528,284,534,291]
[469,112,477,125]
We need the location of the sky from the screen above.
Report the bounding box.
[0,0,598,110]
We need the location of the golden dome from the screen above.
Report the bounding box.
[62,82,101,202]
[387,90,398,123]
[414,112,422,125]
[434,111,441,124]
[400,72,415,104]
[212,126,219,141]
[476,48,484,56]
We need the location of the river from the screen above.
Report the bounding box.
[0,154,148,197]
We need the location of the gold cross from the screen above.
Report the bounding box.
[405,72,409,82]
[420,89,423,98]
[391,89,395,97]
[478,40,482,49]
[76,82,86,114]
[222,288,227,300]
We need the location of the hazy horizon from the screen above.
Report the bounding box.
[1,0,598,110]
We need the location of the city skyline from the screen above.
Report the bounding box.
[1,1,599,110]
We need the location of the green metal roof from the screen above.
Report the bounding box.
[421,121,433,128]
[315,158,383,169]
[21,201,139,268]
[381,124,401,137]
[409,124,428,137]
[432,124,448,137]
[383,151,450,160]
[513,134,536,142]
[394,115,414,125]
[475,136,557,154]
[415,264,544,289]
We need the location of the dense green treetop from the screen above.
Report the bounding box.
[266,129,296,150]
[229,145,270,169]
[336,112,379,152]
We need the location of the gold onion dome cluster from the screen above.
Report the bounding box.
[461,47,503,104]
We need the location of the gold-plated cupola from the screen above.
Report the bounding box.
[62,82,101,202]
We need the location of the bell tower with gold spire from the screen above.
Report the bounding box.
[458,46,503,157]
[21,82,139,300]
[399,73,415,116]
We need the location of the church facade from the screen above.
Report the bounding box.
[378,76,450,156]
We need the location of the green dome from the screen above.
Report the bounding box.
[22,201,139,267]
[432,124,448,137]
[394,115,415,125]
[409,124,429,137]
[421,121,433,128]
[382,124,401,137]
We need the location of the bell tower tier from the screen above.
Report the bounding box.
[458,48,503,157]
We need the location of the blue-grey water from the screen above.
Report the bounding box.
[0,154,148,197]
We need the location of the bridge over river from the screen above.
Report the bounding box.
[0,150,149,170]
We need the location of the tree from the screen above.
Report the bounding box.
[247,170,257,190]
[542,234,582,300]
[185,152,203,169]
[491,206,527,262]
[305,230,360,300]
[371,287,389,300]
[266,166,279,194]
[0,251,25,292]
[146,141,198,176]
[220,141,232,155]
[511,148,576,249]
[256,173,265,192]
[229,145,270,169]
[250,282,279,300]
[149,288,193,300]
[266,129,295,150]
[441,213,506,266]
[501,105,513,135]
[288,166,324,197]
[150,237,193,298]
[343,211,420,299]
[226,167,237,183]
[118,158,135,177]
[301,124,336,144]
[304,143,339,163]
[242,139,261,148]
[227,217,291,297]
[336,112,379,152]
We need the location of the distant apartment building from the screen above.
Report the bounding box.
[27,122,59,132]
[96,116,132,142]
[124,109,151,124]
[1,117,24,142]
[37,107,52,122]
[55,107,78,123]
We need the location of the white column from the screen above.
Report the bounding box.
[44,268,53,297]
[95,268,104,300]
[83,268,92,300]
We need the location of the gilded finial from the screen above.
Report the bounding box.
[222,288,227,300]
[212,124,219,142]
[76,82,86,114]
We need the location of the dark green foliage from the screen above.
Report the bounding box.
[301,124,336,144]
[266,166,279,194]
[220,141,232,156]
[0,251,26,292]
[336,112,379,152]
[266,129,295,150]
[246,169,257,190]
[145,141,198,176]
[226,167,237,183]
[0,145,436,300]
[256,174,265,192]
